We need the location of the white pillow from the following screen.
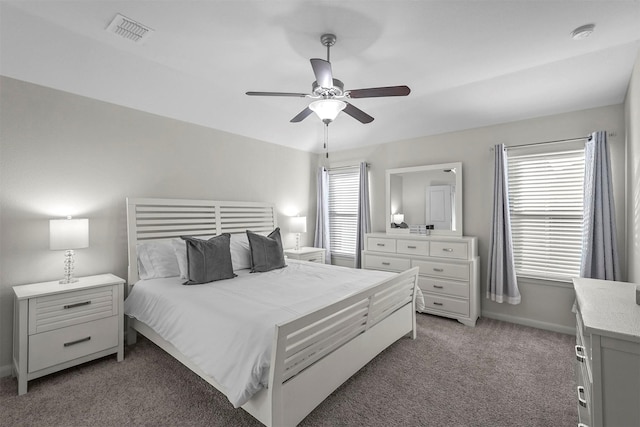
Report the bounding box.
[137,240,180,279]
[172,238,188,280]
[230,233,251,271]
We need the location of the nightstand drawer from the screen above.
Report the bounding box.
[418,277,469,299]
[429,241,468,259]
[397,240,429,256]
[367,238,396,253]
[363,255,410,272]
[424,294,469,316]
[29,286,117,335]
[28,315,119,372]
[412,260,469,281]
[297,252,324,263]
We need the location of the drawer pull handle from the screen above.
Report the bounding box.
[433,285,444,289]
[442,248,454,252]
[63,301,91,309]
[433,302,444,306]
[376,243,385,247]
[381,262,391,266]
[64,336,91,347]
[308,258,317,262]
[577,386,587,408]
[433,268,444,272]
[575,345,586,363]
[407,245,417,249]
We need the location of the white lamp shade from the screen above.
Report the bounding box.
[290,216,307,233]
[309,99,346,122]
[50,218,89,250]
[392,213,405,224]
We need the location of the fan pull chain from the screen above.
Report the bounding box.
[324,123,329,158]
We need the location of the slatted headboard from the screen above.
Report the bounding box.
[126,197,277,284]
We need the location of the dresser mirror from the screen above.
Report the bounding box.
[385,162,463,236]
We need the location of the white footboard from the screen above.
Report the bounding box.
[262,266,420,427]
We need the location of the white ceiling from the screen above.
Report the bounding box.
[1,1,639,153]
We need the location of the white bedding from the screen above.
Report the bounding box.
[124,260,421,407]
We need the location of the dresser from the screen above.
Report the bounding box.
[284,247,326,264]
[573,278,640,427]
[13,274,125,395]
[362,232,479,326]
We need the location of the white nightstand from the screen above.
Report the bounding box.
[284,247,326,264]
[12,273,125,395]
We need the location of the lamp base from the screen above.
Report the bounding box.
[59,249,78,284]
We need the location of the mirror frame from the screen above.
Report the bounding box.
[385,162,463,236]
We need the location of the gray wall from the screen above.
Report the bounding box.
[324,104,627,334]
[0,77,318,374]
[625,50,640,283]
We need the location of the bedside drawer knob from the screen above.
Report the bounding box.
[407,245,417,249]
[64,301,91,309]
[64,336,91,347]
[433,302,443,306]
[376,243,385,246]
[433,285,444,289]
[577,386,587,408]
[381,262,391,266]
[433,268,444,272]
[575,345,586,363]
[442,248,453,252]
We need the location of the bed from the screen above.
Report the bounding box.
[124,197,420,426]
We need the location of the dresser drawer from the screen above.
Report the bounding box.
[412,260,470,281]
[397,240,429,256]
[419,276,469,299]
[28,315,119,373]
[429,241,468,259]
[297,252,324,263]
[363,254,410,272]
[423,294,469,316]
[367,238,396,253]
[29,286,117,335]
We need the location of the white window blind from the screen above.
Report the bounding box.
[507,148,585,281]
[328,168,359,257]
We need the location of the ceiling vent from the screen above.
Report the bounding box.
[106,13,153,43]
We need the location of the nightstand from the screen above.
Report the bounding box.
[284,247,326,264]
[12,273,125,395]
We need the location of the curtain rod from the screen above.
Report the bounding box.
[326,163,370,171]
[504,136,589,151]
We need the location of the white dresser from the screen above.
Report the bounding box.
[362,232,479,326]
[573,278,640,427]
[13,274,125,395]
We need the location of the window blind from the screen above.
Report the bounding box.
[328,168,359,257]
[507,149,585,281]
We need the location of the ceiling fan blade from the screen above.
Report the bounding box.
[246,91,308,97]
[290,107,314,123]
[310,58,333,88]
[343,102,374,124]
[347,85,411,98]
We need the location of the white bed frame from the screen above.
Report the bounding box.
[125,197,419,426]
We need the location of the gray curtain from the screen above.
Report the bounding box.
[355,162,371,268]
[313,167,331,264]
[580,131,620,280]
[487,144,521,304]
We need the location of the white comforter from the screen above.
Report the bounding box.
[124,260,421,407]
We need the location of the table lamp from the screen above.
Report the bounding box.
[290,216,307,251]
[50,216,89,284]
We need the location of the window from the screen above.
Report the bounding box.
[328,168,359,257]
[507,148,585,281]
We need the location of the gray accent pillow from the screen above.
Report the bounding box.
[181,234,236,285]
[246,228,286,273]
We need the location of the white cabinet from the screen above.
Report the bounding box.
[284,247,326,264]
[12,274,125,395]
[362,233,479,326]
[573,278,640,427]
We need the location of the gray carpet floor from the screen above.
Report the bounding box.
[0,314,577,426]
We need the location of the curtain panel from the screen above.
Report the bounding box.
[355,162,371,268]
[313,167,331,264]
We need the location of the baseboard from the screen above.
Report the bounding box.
[481,310,575,335]
[0,363,13,378]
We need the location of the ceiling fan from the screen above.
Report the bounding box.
[246,33,411,125]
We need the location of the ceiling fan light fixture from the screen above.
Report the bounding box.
[309,99,346,123]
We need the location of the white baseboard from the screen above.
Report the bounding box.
[481,310,575,335]
[0,364,13,378]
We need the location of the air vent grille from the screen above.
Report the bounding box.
[106,13,153,43]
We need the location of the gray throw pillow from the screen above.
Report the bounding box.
[181,234,236,285]
[246,228,286,273]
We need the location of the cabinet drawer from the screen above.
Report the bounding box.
[28,315,119,373]
[397,240,429,256]
[29,286,117,335]
[429,241,468,259]
[419,277,469,299]
[412,260,470,281]
[297,252,324,263]
[367,238,396,253]
[364,254,410,272]
[423,294,469,316]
